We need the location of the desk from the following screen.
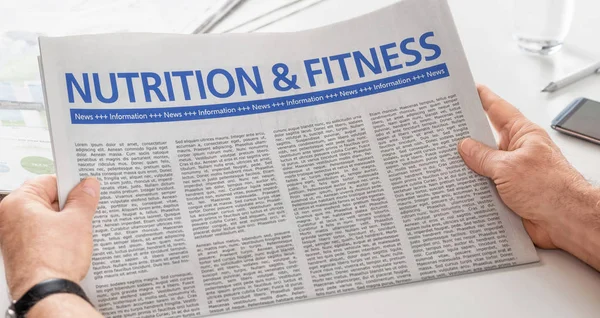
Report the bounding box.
[219,0,600,317]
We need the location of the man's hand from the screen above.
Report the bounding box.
[458,85,600,270]
[0,175,100,300]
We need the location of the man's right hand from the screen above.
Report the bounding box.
[458,85,600,270]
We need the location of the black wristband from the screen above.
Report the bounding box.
[6,278,92,318]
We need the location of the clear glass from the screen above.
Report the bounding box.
[513,0,575,55]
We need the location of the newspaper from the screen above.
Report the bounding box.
[36,0,538,316]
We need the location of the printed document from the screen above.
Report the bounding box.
[37,0,538,316]
[0,83,54,194]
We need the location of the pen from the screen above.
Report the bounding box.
[218,0,327,34]
[542,61,600,93]
[193,0,245,34]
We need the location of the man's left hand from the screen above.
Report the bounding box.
[0,175,100,299]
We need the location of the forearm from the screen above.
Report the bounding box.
[27,294,103,318]
[550,183,600,271]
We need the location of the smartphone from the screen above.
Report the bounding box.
[551,97,600,145]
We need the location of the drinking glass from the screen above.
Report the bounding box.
[513,0,575,55]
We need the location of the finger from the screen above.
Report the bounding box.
[477,85,527,133]
[19,175,58,204]
[458,138,504,178]
[62,177,100,220]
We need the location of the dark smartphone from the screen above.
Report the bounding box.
[551,97,600,145]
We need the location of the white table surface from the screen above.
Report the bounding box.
[219,0,600,317]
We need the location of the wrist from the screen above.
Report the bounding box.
[9,268,80,301]
[7,278,94,318]
[27,293,99,318]
[548,181,600,261]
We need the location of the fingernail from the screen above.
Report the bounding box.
[459,138,476,156]
[82,177,100,198]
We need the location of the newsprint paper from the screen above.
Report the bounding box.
[35,0,538,316]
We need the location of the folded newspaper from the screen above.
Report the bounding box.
[35,0,538,316]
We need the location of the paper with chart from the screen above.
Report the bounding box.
[38,0,538,316]
[0,83,54,193]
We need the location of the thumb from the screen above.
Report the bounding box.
[63,177,100,219]
[458,138,504,178]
